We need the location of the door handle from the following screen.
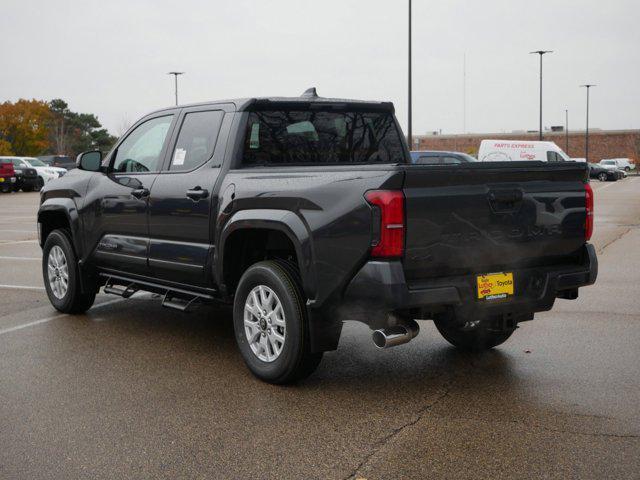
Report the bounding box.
[131,187,150,199]
[186,186,209,201]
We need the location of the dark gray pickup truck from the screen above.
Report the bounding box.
[38,89,597,383]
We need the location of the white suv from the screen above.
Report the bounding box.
[6,157,66,184]
[600,158,635,172]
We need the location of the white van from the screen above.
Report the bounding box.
[478,140,570,163]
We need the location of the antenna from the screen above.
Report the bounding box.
[301,87,319,98]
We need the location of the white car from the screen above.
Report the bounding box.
[6,157,66,184]
[600,158,635,172]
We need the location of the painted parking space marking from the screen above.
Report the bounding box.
[0,298,125,336]
[0,284,45,291]
[0,256,41,261]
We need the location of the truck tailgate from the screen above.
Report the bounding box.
[401,162,589,283]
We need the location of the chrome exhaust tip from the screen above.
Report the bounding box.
[372,320,420,349]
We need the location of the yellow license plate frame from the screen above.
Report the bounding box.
[477,272,514,301]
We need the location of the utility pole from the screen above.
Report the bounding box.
[407,0,412,149]
[581,84,596,162]
[463,53,466,134]
[530,50,553,140]
[167,72,185,106]
[565,109,569,154]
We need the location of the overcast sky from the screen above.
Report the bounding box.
[2,0,639,137]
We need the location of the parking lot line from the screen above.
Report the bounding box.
[0,298,125,336]
[0,284,45,291]
[0,239,39,245]
[0,256,41,261]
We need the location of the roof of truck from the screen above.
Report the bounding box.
[147,88,395,116]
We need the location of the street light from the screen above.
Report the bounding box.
[407,0,412,149]
[565,109,569,154]
[580,84,596,162]
[167,72,185,106]
[530,50,553,140]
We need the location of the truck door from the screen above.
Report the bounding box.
[147,106,230,287]
[85,113,176,277]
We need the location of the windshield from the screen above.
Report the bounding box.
[26,158,46,167]
[242,109,406,166]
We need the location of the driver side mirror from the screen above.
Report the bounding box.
[76,150,102,172]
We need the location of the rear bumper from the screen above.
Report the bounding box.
[342,243,597,327]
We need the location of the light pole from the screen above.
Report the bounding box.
[167,72,185,106]
[580,84,596,162]
[530,50,553,140]
[407,0,412,149]
[565,109,569,154]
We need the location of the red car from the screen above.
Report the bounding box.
[0,161,17,193]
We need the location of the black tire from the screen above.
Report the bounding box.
[434,318,515,351]
[598,172,608,182]
[233,260,322,384]
[42,229,96,314]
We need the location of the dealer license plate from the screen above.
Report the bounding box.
[477,272,514,301]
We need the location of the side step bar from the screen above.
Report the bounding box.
[100,273,216,313]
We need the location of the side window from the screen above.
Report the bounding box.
[416,156,441,165]
[547,151,562,162]
[113,115,173,173]
[442,156,462,165]
[169,110,224,171]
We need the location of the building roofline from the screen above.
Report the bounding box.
[415,129,640,139]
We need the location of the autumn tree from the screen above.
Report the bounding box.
[0,99,51,156]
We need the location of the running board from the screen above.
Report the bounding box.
[99,273,216,313]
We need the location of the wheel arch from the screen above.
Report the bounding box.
[38,200,82,257]
[217,209,316,301]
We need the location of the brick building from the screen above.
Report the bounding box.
[414,129,640,164]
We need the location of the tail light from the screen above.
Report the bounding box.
[585,182,594,241]
[365,190,405,258]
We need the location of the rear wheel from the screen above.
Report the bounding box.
[598,172,608,182]
[434,318,515,351]
[43,229,96,314]
[233,260,322,384]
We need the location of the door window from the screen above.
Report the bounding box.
[442,156,462,165]
[169,110,224,171]
[416,156,442,165]
[112,116,173,173]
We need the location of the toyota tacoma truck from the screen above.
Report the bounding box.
[37,89,597,384]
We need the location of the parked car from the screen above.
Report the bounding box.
[410,150,476,165]
[38,155,76,170]
[5,156,66,185]
[0,157,42,191]
[0,160,17,193]
[588,163,621,182]
[38,90,597,384]
[599,159,631,176]
[478,140,570,163]
[600,158,635,172]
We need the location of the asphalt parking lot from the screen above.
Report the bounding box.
[1,178,639,479]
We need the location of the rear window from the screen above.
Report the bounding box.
[242,109,405,166]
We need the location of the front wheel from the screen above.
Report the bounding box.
[42,229,96,314]
[598,172,608,182]
[434,318,515,351]
[233,260,322,384]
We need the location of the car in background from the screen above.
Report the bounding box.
[588,163,621,182]
[478,140,570,163]
[0,157,42,192]
[0,160,17,193]
[600,158,634,172]
[410,150,477,165]
[7,157,66,185]
[38,155,76,170]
